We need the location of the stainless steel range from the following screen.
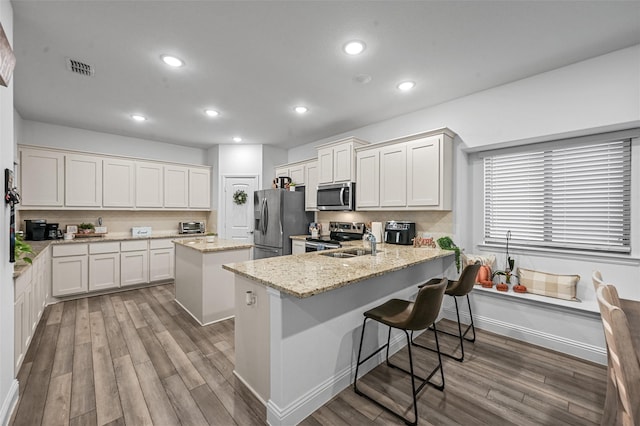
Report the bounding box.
[305,221,365,252]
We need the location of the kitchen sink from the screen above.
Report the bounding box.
[320,248,381,258]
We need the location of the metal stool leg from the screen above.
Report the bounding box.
[412,294,476,362]
[354,323,445,425]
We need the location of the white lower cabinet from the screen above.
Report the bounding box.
[149,239,175,281]
[14,249,50,373]
[89,242,121,291]
[52,244,89,297]
[14,268,31,373]
[121,240,150,286]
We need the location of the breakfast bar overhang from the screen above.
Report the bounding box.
[223,245,454,425]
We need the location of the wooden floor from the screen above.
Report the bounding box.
[10,284,607,426]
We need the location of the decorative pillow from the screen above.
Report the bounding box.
[517,268,579,301]
[461,253,496,268]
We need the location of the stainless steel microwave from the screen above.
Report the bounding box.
[317,182,355,211]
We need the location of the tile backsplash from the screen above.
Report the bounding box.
[318,210,453,238]
[18,210,212,237]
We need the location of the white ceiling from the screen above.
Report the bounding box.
[11,1,640,150]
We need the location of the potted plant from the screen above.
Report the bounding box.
[288,182,297,191]
[206,232,218,243]
[78,223,95,234]
[436,236,461,272]
[14,234,34,264]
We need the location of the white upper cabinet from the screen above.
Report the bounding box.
[354,128,454,211]
[275,160,308,186]
[136,161,163,208]
[355,150,380,208]
[304,160,319,211]
[316,138,369,184]
[20,148,64,207]
[379,145,407,207]
[317,147,334,184]
[407,136,442,207]
[65,154,103,207]
[189,167,211,209]
[164,165,189,208]
[103,158,135,207]
[18,145,211,211]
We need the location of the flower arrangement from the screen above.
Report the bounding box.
[233,189,248,205]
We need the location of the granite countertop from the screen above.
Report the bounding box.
[222,244,454,298]
[174,238,253,253]
[13,241,51,279]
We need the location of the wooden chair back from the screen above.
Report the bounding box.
[596,285,640,426]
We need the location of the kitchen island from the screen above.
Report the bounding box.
[174,238,252,325]
[223,244,454,425]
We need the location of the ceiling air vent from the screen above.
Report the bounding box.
[66,58,94,76]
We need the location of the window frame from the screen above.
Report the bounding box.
[471,129,640,261]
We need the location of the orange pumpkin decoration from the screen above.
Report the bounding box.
[496,283,509,292]
[513,285,527,293]
[476,265,494,287]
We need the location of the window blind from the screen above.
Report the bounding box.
[484,139,631,253]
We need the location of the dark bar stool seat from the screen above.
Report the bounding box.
[413,263,481,362]
[353,278,448,425]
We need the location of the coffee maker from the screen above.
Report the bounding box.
[25,219,47,241]
[45,223,62,240]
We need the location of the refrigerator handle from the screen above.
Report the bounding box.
[260,198,266,234]
[263,199,269,234]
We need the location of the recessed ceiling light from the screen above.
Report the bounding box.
[161,54,184,67]
[205,109,219,117]
[397,81,416,91]
[131,114,147,122]
[294,106,308,114]
[343,40,366,55]
[233,136,242,143]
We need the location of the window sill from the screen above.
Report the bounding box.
[473,285,599,316]
[476,243,640,266]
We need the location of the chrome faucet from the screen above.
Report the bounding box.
[366,231,377,256]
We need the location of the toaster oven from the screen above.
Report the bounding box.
[179,221,205,234]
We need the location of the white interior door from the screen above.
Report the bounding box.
[222,176,258,242]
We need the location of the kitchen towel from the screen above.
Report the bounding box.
[371,222,383,242]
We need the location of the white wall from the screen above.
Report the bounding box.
[19,119,208,165]
[1,1,19,423]
[261,145,287,190]
[286,45,640,363]
[289,45,640,161]
[218,144,263,176]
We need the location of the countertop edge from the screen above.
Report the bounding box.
[13,233,211,279]
[223,250,454,298]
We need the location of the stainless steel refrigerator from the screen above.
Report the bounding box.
[253,189,313,259]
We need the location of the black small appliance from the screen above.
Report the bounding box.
[46,223,60,240]
[25,219,47,241]
[384,221,416,245]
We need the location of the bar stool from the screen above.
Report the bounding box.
[412,263,481,362]
[353,278,448,426]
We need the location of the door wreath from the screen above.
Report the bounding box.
[233,189,248,205]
